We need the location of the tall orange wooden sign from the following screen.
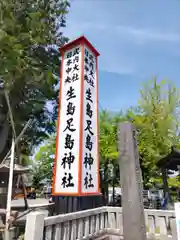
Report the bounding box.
[52,36,100,196]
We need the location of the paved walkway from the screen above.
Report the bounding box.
[11,198,49,207]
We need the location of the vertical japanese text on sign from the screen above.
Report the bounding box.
[81,46,99,194]
[54,45,82,194]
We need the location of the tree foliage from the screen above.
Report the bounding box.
[99,110,118,162]
[33,77,180,190]
[0,0,70,162]
[34,134,55,185]
[128,78,180,188]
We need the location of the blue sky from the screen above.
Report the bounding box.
[63,0,180,112]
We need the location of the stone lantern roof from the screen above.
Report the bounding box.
[0,157,30,174]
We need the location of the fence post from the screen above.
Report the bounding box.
[24,212,45,240]
[171,219,177,240]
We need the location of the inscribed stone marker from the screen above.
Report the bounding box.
[118,122,147,240]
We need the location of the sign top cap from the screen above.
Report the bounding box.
[59,35,100,57]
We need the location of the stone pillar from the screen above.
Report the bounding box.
[24,212,45,240]
[118,122,147,240]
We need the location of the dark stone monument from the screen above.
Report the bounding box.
[118,122,147,240]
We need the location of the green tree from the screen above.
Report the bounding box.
[0,0,70,163]
[33,134,56,186]
[128,78,180,188]
[33,78,180,196]
[33,110,124,192]
[99,110,126,203]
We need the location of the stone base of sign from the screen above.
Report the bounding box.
[53,195,104,214]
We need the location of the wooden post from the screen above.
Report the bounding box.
[161,167,172,204]
[20,175,28,210]
[24,212,45,240]
[118,123,147,240]
[5,138,15,240]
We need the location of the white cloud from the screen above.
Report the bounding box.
[63,22,139,75]
[65,20,180,43]
[63,19,180,76]
[63,21,107,40]
[99,57,137,75]
[116,25,180,43]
